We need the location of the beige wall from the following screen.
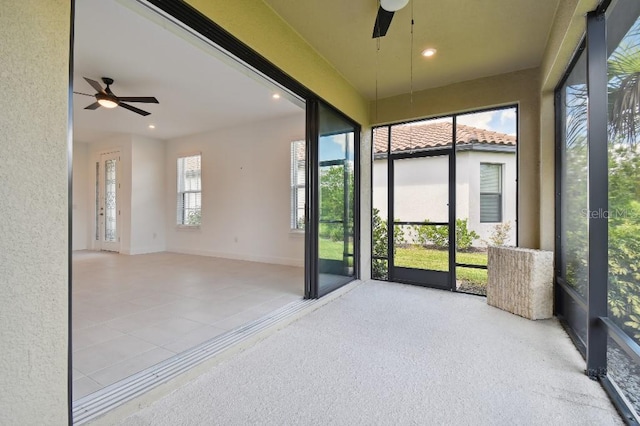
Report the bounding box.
[370,68,541,248]
[0,1,70,424]
[537,0,599,250]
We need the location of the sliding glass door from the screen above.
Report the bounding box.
[306,101,359,298]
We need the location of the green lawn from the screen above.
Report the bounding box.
[396,246,488,292]
[319,238,354,267]
[320,241,488,292]
[395,246,487,268]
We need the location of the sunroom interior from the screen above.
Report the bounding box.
[4,0,640,423]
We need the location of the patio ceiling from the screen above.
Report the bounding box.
[262,0,562,100]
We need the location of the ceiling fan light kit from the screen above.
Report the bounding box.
[96,94,118,108]
[380,0,409,12]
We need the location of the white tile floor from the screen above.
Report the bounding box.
[72,251,303,400]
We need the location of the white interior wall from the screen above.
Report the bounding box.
[130,136,166,254]
[165,113,306,267]
[73,141,90,250]
[76,135,167,255]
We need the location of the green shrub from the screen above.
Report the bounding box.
[486,221,512,246]
[455,219,479,251]
[412,218,478,251]
[372,208,389,279]
[372,208,388,258]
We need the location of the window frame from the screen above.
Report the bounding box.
[290,140,306,232]
[479,162,503,223]
[176,153,202,228]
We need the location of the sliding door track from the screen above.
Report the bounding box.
[73,298,317,424]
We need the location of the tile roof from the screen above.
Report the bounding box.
[374,121,516,154]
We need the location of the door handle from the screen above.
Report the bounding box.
[99,213,104,216]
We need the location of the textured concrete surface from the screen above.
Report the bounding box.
[0,1,70,424]
[119,281,621,425]
[488,246,554,320]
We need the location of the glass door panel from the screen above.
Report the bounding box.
[314,102,357,297]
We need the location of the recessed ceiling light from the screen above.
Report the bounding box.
[421,48,437,58]
[148,124,156,129]
[272,93,281,99]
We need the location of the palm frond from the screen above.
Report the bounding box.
[608,20,640,145]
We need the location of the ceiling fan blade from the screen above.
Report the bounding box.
[119,102,151,116]
[84,77,106,94]
[73,91,95,97]
[372,6,394,38]
[117,96,159,104]
[84,102,101,110]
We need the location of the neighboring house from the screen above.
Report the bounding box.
[372,121,517,247]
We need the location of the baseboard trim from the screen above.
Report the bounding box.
[167,247,304,267]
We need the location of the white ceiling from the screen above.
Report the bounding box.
[73,0,304,143]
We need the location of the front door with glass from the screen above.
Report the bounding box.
[97,151,120,252]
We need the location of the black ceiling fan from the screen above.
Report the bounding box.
[74,77,159,116]
[372,0,409,38]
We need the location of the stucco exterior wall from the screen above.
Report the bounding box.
[372,151,517,247]
[0,1,70,424]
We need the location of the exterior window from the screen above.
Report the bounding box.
[177,154,201,226]
[480,163,502,222]
[291,140,305,230]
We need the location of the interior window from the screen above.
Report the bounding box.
[177,154,202,226]
[291,140,305,230]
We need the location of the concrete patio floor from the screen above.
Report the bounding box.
[112,280,621,425]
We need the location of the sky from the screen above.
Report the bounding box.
[320,133,353,162]
[317,107,518,162]
[456,107,517,136]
